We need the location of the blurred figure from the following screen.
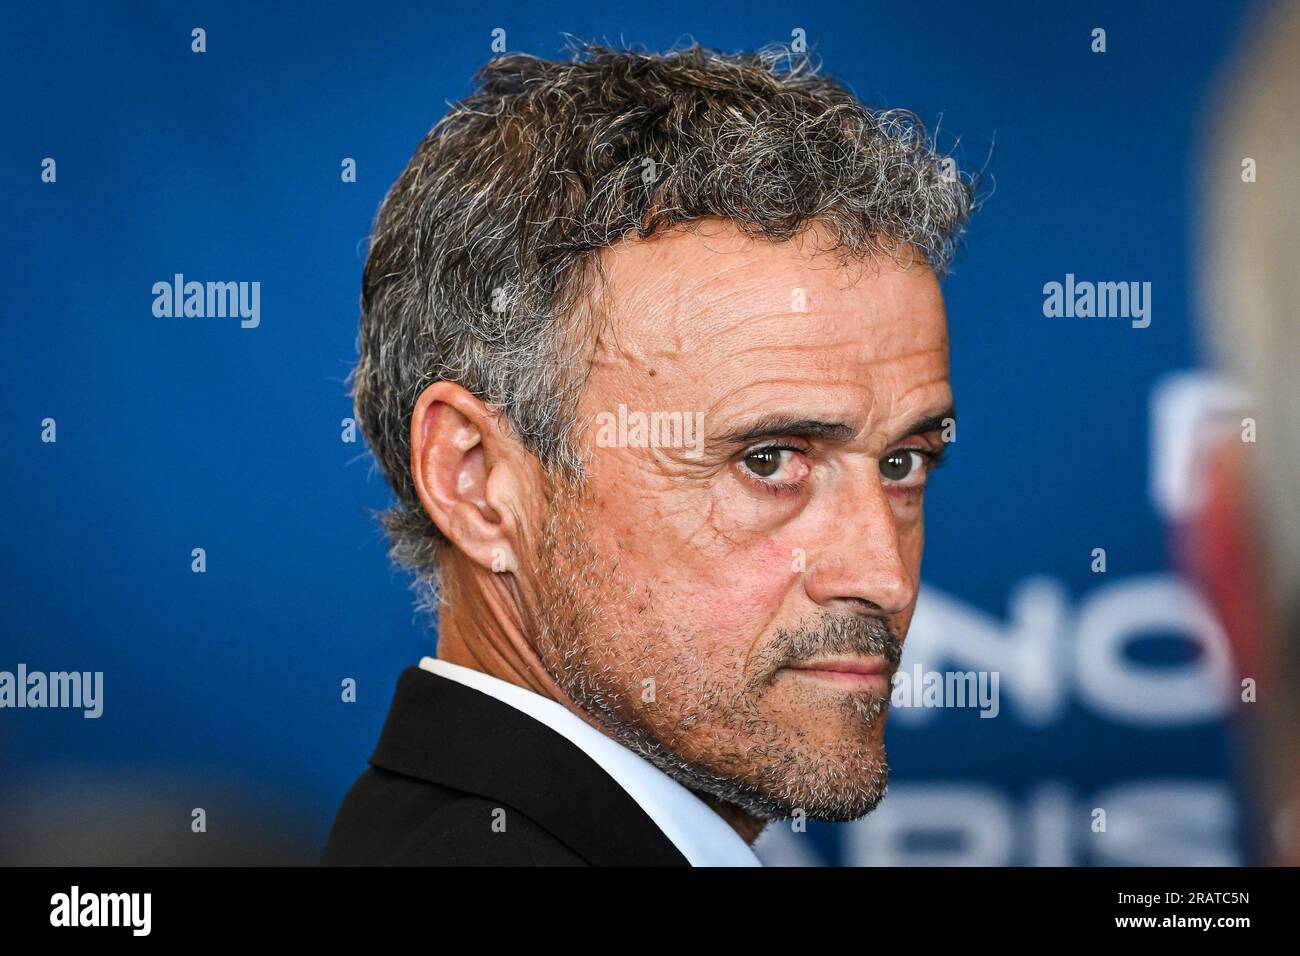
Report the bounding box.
[1195,0,1300,866]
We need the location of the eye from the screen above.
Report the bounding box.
[879,448,930,487]
[740,445,807,486]
[744,447,790,478]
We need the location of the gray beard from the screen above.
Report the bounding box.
[577,680,892,822]
[530,480,899,823]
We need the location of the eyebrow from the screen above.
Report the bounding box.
[712,405,956,448]
[899,405,957,442]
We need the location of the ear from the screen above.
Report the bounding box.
[409,382,525,575]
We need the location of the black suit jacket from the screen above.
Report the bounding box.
[323,666,690,866]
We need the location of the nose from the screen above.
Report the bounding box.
[801,478,917,617]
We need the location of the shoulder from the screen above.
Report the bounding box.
[322,766,588,866]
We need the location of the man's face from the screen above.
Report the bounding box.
[526,218,952,821]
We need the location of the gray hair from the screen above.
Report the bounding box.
[351,41,976,606]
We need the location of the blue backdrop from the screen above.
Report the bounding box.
[0,0,1263,865]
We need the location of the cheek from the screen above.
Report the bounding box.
[668,536,800,637]
[892,503,925,569]
[892,524,924,638]
[583,458,799,637]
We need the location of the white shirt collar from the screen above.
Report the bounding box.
[418,656,762,867]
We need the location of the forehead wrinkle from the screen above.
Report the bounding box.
[687,338,949,409]
[599,248,866,352]
[586,231,947,408]
[707,373,877,404]
[633,286,945,373]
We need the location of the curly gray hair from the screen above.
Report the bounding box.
[352,41,976,606]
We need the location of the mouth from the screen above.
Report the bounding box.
[780,657,893,690]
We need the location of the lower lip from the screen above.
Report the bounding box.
[782,667,890,690]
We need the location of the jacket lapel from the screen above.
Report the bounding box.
[369,666,690,866]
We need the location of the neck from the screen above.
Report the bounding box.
[697,794,768,844]
[434,554,571,700]
[436,560,768,847]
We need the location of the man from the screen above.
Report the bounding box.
[325,41,973,866]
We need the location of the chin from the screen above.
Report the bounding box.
[744,764,892,823]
